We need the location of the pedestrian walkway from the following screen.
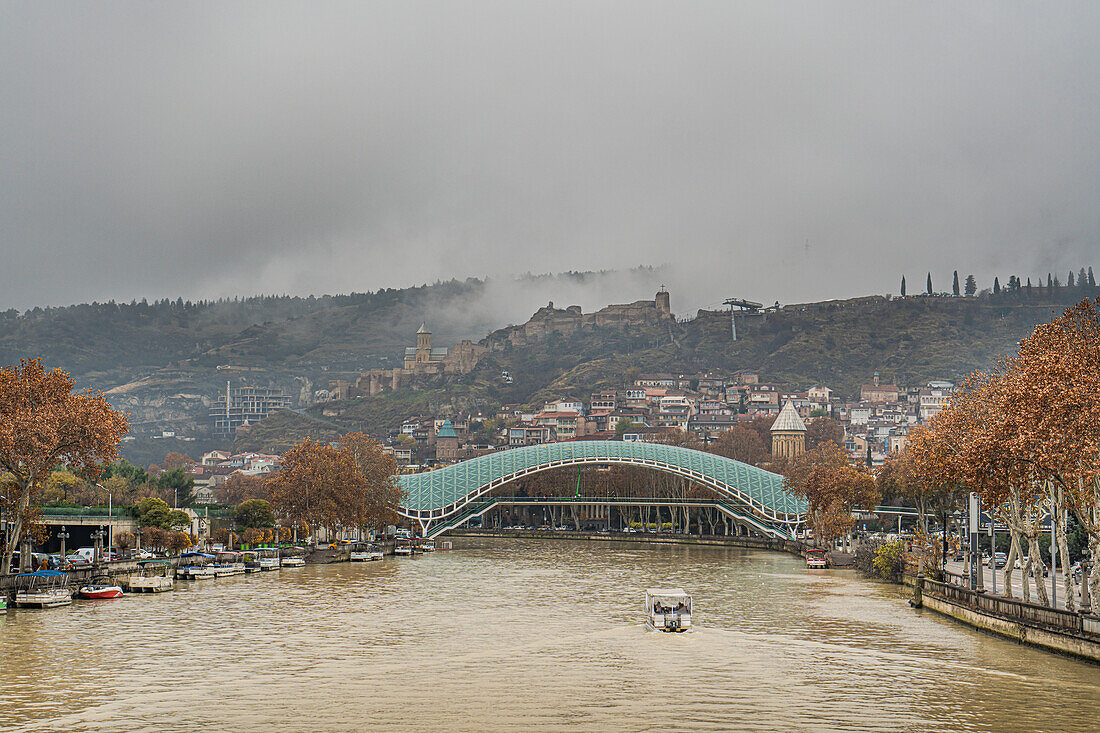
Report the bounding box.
[945,560,1081,611]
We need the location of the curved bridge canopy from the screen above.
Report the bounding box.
[397,441,806,538]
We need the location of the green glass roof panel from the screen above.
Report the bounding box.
[398,441,807,517]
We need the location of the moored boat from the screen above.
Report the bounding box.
[213,551,247,577]
[416,539,436,553]
[280,557,305,567]
[805,549,828,569]
[178,552,217,580]
[645,588,693,632]
[14,570,72,608]
[240,551,262,573]
[123,560,174,592]
[350,543,383,561]
[393,538,413,556]
[78,576,125,599]
[256,547,281,571]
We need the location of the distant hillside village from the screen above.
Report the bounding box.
[183,367,954,503]
[382,368,952,468]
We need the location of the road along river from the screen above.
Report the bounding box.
[2,537,1099,732]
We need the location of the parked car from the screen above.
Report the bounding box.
[1029,563,1049,578]
[64,554,92,569]
[987,552,1007,569]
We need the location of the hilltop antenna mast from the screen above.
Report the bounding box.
[723,297,763,341]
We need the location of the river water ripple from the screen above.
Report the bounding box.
[2,538,1098,732]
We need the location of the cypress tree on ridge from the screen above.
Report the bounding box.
[952,270,960,296]
[926,272,933,294]
[900,276,906,297]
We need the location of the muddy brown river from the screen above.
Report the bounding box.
[2,537,1099,732]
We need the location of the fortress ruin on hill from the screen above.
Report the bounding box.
[327,289,674,401]
[486,288,672,348]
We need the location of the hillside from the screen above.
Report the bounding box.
[0,269,668,447]
[234,286,1095,452]
[3,271,1094,460]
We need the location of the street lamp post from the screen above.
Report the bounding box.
[58,526,70,558]
[91,526,106,566]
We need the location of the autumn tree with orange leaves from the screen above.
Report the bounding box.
[267,436,403,542]
[785,441,879,549]
[910,298,1100,608]
[0,359,129,574]
[886,425,965,577]
[340,432,404,533]
[999,298,1100,608]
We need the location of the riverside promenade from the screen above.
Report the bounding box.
[913,575,1100,664]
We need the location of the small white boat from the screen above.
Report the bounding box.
[239,551,262,573]
[213,551,247,577]
[645,588,693,632]
[417,539,436,553]
[78,577,125,600]
[281,557,305,567]
[178,552,217,580]
[256,547,281,571]
[805,549,828,569]
[14,570,73,608]
[124,560,174,592]
[350,543,383,561]
[393,539,413,556]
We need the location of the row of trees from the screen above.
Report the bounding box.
[882,298,1100,609]
[901,266,1096,297]
[39,461,196,509]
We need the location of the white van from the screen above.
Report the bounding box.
[74,547,96,563]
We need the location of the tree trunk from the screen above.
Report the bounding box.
[1052,485,1075,612]
[1025,533,1050,606]
[1003,531,1021,599]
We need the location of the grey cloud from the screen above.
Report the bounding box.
[1,2,1098,314]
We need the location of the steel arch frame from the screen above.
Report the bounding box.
[420,496,790,539]
[397,442,806,539]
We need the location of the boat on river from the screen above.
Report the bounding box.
[78,576,125,599]
[281,556,305,567]
[13,570,72,608]
[416,539,436,553]
[239,551,262,573]
[645,588,693,632]
[256,547,281,571]
[805,549,828,569]
[123,560,174,592]
[178,552,217,580]
[393,538,413,556]
[213,551,247,577]
[350,543,383,561]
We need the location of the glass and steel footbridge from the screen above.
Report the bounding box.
[397,441,807,539]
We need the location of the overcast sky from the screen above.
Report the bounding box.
[2,2,1098,314]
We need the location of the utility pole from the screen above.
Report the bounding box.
[723,298,763,342]
[969,493,983,592]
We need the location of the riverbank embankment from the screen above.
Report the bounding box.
[913,576,1100,664]
[450,528,810,556]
